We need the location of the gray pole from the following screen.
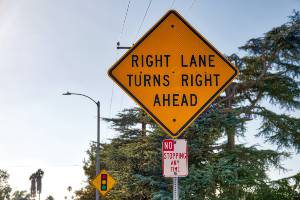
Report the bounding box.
[62,92,100,200]
[96,101,100,200]
[173,177,179,200]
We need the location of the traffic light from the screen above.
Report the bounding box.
[92,170,116,197]
[101,174,107,191]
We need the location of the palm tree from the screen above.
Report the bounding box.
[66,186,72,199]
[36,169,44,200]
[67,186,72,193]
[29,173,37,199]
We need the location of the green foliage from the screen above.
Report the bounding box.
[233,10,300,153]
[0,170,11,200]
[0,171,31,200]
[76,11,300,200]
[74,145,97,200]
[10,190,30,200]
[257,108,300,152]
[45,195,55,200]
[245,173,300,200]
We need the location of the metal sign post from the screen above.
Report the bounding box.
[109,9,240,199]
[173,177,179,200]
[162,139,186,199]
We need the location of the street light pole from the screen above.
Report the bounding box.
[63,91,100,200]
[96,100,100,200]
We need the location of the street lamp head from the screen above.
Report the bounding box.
[62,91,71,95]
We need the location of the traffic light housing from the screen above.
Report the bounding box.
[91,169,116,197]
[101,174,107,191]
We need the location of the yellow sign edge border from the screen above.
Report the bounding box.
[108,10,239,138]
[91,169,117,197]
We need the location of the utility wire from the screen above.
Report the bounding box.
[113,1,132,115]
[188,0,197,11]
[170,0,176,8]
[109,83,114,117]
[116,48,125,112]
[119,0,131,42]
[116,1,131,112]
[119,93,124,111]
[134,0,153,42]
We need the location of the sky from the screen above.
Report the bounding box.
[0,0,299,199]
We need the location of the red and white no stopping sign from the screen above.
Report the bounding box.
[162,139,188,177]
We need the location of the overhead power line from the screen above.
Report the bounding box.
[134,0,153,42]
[188,0,197,11]
[113,1,132,115]
[171,0,176,8]
[119,0,131,42]
[109,83,114,117]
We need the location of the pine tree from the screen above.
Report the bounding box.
[75,11,300,200]
[250,172,300,199]
[181,10,300,199]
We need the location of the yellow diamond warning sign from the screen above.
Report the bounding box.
[91,169,116,197]
[108,10,239,138]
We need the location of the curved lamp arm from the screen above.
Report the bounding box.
[62,91,98,105]
[62,90,101,200]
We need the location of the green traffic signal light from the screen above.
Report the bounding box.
[101,185,107,190]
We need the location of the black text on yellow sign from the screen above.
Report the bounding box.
[108,10,239,138]
[127,54,221,107]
